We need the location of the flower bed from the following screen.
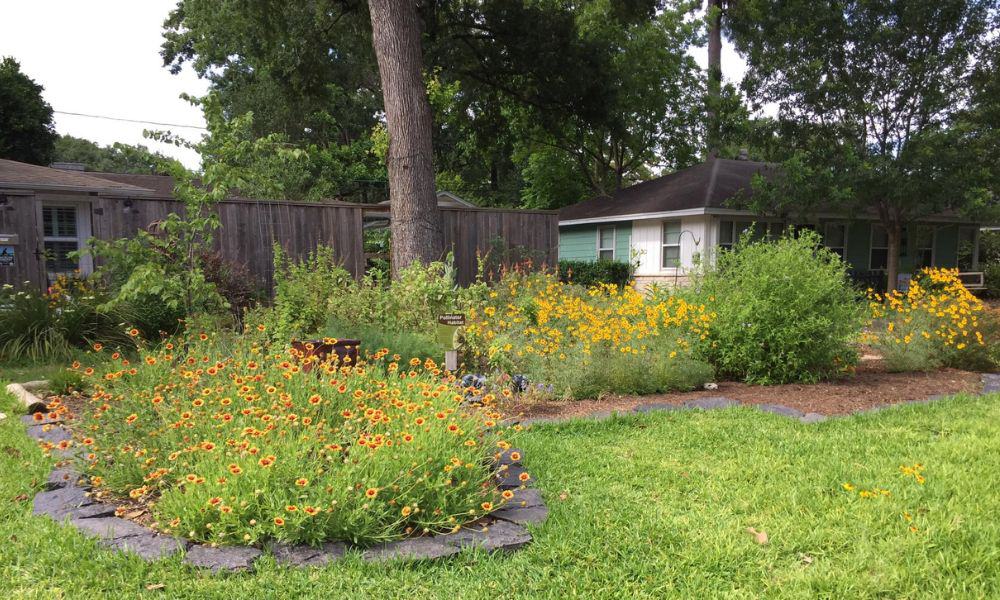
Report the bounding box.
[52,332,524,548]
[463,272,715,399]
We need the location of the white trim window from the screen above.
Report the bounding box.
[597,225,616,261]
[661,221,681,268]
[912,225,934,269]
[823,223,848,260]
[41,203,91,282]
[719,220,781,251]
[870,225,889,271]
[958,226,978,271]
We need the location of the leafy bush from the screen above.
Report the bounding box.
[464,271,714,399]
[48,368,87,395]
[868,268,991,371]
[324,317,446,367]
[696,231,864,384]
[266,244,353,341]
[558,259,633,288]
[64,333,521,547]
[0,277,133,362]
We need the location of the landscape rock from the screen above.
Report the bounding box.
[33,485,113,520]
[493,464,530,489]
[362,537,460,562]
[502,487,544,508]
[269,541,347,567]
[184,545,262,573]
[491,503,549,525]
[683,396,739,410]
[45,467,82,490]
[5,382,47,413]
[25,424,71,444]
[106,533,187,561]
[70,516,151,541]
[757,404,804,419]
[442,518,532,553]
[982,373,1000,394]
[22,413,63,426]
[799,412,828,424]
[633,402,683,414]
[495,447,524,467]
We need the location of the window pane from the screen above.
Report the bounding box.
[44,240,78,272]
[825,223,846,247]
[598,227,614,249]
[598,249,614,261]
[43,206,77,238]
[661,246,680,267]
[719,221,734,245]
[831,247,846,260]
[871,248,888,270]
[871,225,888,248]
[662,221,681,245]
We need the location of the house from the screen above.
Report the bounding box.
[558,157,983,288]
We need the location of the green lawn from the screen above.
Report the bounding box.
[0,379,998,598]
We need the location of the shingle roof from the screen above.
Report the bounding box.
[89,172,177,197]
[559,158,778,222]
[0,159,155,195]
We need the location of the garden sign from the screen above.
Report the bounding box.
[437,313,465,371]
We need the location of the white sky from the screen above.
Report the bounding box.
[0,2,752,172]
[0,0,208,168]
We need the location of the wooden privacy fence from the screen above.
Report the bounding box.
[68,197,557,291]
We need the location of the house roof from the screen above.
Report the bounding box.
[0,159,156,195]
[559,158,777,223]
[89,172,177,197]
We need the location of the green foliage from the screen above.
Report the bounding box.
[324,318,446,367]
[0,56,56,165]
[558,260,633,288]
[696,231,864,384]
[47,368,86,396]
[0,278,132,362]
[51,135,183,174]
[876,311,946,373]
[264,245,353,341]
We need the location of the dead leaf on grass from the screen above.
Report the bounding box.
[3,446,21,458]
[12,493,28,502]
[146,583,166,591]
[558,491,569,501]
[799,553,814,565]
[745,527,769,545]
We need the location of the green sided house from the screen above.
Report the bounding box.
[558,157,984,289]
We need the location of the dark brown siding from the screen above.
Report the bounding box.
[0,192,43,290]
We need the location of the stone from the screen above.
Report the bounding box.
[493,464,531,489]
[0,412,6,422]
[45,467,82,490]
[362,537,460,562]
[441,518,532,553]
[703,382,719,390]
[495,447,524,467]
[22,413,63,426]
[799,412,828,424]
[107,533,187,561]
[982,373,1000,394]
[184,545,262,573]
[269,541,347,567]
[491,503,549,525]
[70,516,150,541]
[502,487,544,508]
[5,382,47,413]
[33,485,113,520]
[25,424,71,444]
[683,396,739,410]
[633,402,684,414]
[757,404,804,419]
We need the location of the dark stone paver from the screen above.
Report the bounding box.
[33,485,113,520]
[633,402,684,414]
[495,447,524,467]
[184,545,262,573]
[270,541,347,567]
[25,424,71,444]
[683,396,739,410]
[982,374,1000,394]
[442,518,532,553]
[107,533,188,561]
[70,516,150,540]
[757,404,804,419]
[494,464,530,489]
[362,537,460,562]
[491,503,549,525]
[799,412,827,424]
[45,467,82,490]
[502,487,544,508]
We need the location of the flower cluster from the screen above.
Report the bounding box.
[58,332,521,547]
[866,268,986,370]
[464,272,713,369]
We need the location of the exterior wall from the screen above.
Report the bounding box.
[557,222,632,262]
[631,215,710,277]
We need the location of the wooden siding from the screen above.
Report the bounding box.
[439,207,559,285]
[0,191,43,289]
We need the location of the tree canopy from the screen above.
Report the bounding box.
[52,135,184,174]
[0,57,57,165]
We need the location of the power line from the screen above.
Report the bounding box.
[53,110,207,130]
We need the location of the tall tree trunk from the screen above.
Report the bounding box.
[886,221,902,292]
[368,0,442,276]
[706,0,723,157]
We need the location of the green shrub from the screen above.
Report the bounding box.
[48,368,87,395]
[268,244,353,340]
[697,231,864,384]
[545,348,713,400]
[323,317,446,366]
[558,259,633,288]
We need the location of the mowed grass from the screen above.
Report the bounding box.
[0,377,997,599]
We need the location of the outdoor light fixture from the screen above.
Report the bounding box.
[123,198,134,214]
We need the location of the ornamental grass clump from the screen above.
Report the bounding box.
[868,268,989,371]
[63,331,520,547]
[463,271,714,399]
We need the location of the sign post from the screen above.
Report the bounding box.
[436,313,465,372]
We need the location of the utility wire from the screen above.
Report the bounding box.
[54,110,207,130]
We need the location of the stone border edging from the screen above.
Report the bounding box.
[16,384,548,572]
[6,380,48,413]
[518,374,1000,427]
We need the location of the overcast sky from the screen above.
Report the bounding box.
[0,1,749,171]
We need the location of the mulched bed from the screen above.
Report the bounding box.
[503,360,985,422]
